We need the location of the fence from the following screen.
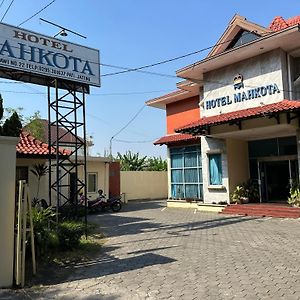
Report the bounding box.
[120,171,168,201]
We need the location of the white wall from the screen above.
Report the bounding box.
[227,139,249,193]
[78,161,109,200]
[201,136,230,204]
[17,158,110,205]
[0,137,18,287]
[202,49,286,117]
[17,158,48,201]
[121,171,168,201]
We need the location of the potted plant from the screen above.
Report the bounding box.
[230,180,260,204]
[230,185,249,204]
[243,179,259,202]
[288,183,300,207]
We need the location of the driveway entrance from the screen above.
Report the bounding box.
[1,200,300,299]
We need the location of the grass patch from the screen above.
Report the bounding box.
[27,224,106,287]
[52,232,106,267]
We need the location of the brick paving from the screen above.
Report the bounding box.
[1,200,300,299]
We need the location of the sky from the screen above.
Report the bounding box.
[0,0,300,158]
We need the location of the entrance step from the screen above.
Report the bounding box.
[220,204,300,218]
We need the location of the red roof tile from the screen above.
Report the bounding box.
[176,100,300,133]
[17,131,71,156]
[154,133,200,145]
[269,16,300,31]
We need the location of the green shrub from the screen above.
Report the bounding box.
[57,221,86,250]
[48,230,60,249]
[31,207,57,254]
[58,204,86,221]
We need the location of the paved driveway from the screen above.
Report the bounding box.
[1,200,300,299]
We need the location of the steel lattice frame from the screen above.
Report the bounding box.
[47,79,88,222]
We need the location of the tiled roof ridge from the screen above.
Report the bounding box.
[269,15,300,31]
[17,130,70,156]
[22,129,48,147]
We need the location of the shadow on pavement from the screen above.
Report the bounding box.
[30,251,176,287]
[19,201,258,292]
[121,199,167,213]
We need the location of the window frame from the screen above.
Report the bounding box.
[207,152,223,187]
[170,145,203,200]
[87,172,98,193]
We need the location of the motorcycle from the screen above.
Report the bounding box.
[82,195,122,213]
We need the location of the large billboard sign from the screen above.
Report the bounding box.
[0,22,100,89]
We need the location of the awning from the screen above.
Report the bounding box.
[154,133,200,145]
[175,100,300,135]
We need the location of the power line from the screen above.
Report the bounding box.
[114,138,157,144]
[0,28,258,81]
[0,80,296,97]
[101,31,260,77]
[1,0,14,22]
[89,89,174,96]
[87,112,154,138]
[101,63,177,79]
[0,90,44,94]
[18,0,57,27]
[109,105,146,156]
[0,0,5,10]
[0,88,174,96]
[112,105,145,139]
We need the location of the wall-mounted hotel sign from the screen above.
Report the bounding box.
[205,74,281,110]
[0,22,100,89]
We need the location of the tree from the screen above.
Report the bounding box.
[25,111,45,141]
[30,163,49,200]
[1,112,22,137]
[146,157,167,171]
[4,106,44,140]
[117,151,148,171]
[0,101,22,137]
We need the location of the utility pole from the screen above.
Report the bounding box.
[109,136,114,160]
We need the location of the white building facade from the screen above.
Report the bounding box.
[148,15,300,205]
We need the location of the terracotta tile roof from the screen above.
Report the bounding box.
[176,100,300,133]
[269,16,300,31]
[17,131,71,156]
[154,133,200,145]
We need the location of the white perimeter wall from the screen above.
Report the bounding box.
[121,171,168,201]
[0,137,18,287]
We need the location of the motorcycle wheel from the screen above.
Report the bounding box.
[111,202,122,212]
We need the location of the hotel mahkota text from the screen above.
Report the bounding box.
[0,30,94,76]
[205,83,281,110]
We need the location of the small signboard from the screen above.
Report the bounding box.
[0,22,100,89]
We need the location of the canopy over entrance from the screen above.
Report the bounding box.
[175,100,300,137]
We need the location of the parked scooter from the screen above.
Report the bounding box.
[79,191,122,213]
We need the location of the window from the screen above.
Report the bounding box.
[87,173,97,193]
[16,167,28,183]
[170,145,203,200]
[226,30,260,50]
[208,153,222,185]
